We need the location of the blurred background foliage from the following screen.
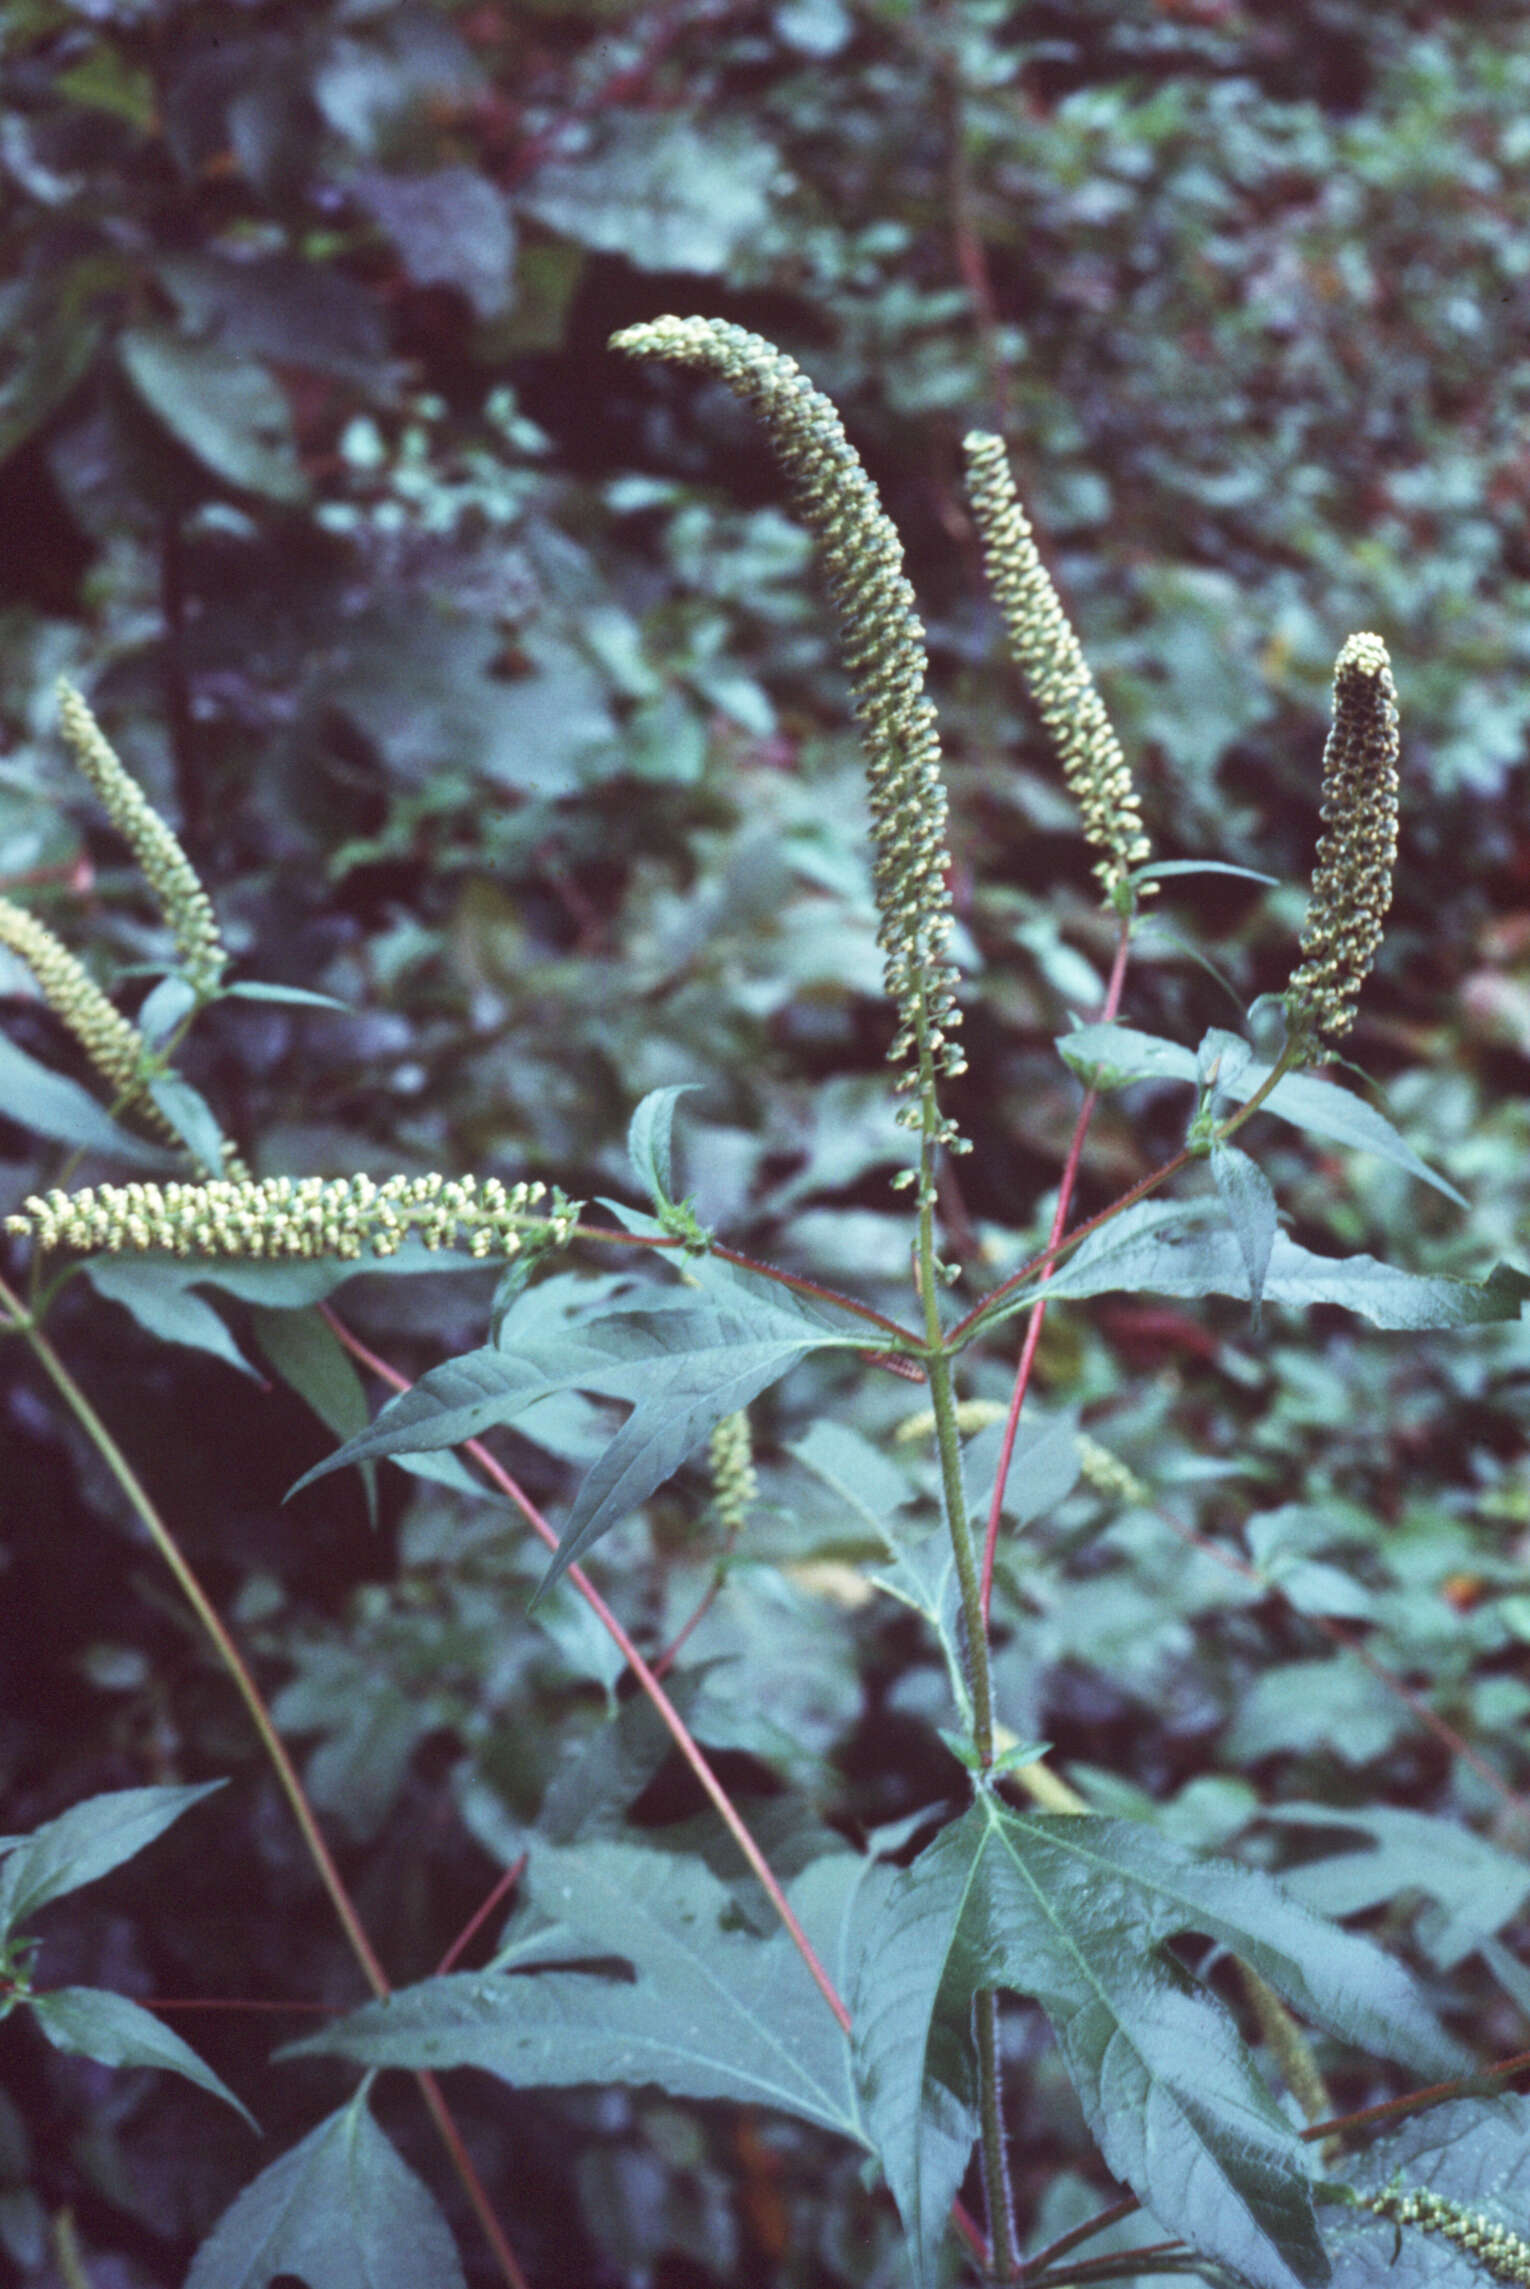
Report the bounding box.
[3,2,1530,2282]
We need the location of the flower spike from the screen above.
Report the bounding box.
[56,679,228,1001]
[611,317,966,1177]
[6,1174,583,1262]
[1284,632,1400,1058]
[0,895,178,1141]
[963,432,1151,905]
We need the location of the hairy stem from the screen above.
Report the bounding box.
[912,1029,1014,2277]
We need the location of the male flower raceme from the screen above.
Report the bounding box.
[962,430,1152,906]
[1284,631,1401,1058]
[611,316,967,1193]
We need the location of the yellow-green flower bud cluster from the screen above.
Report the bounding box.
[963,433,1152,904]
[612,318,967,1181]
[6,1173,583,1262]
[1075,1434,1150,1510]
[707,1410,757,1537]
[1285,633,1400,1057]
[56,680,228,1001]
[0,895,178,1143]
[1365,2187,1530,2283]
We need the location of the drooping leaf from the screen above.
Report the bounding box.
[145,1071,228,1175]
[185,2085,466,2289]
[282,1837,863,2142]
[0,1032,172,1167]
[973,1200,1530,1339]
[0,1782,223,1933]
[30,1986,255,2128]
[851,1798,1465,2289]
[85,1257,260,1377]
[1056,1023,1466,1205]
[253,1305,376,1526]
[288,1260,872,1602]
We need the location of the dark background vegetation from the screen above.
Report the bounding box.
[3,2,1530,2282]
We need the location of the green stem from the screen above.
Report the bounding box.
[911,1026,1014,2281]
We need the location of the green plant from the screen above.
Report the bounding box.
[3,319,1528,2289]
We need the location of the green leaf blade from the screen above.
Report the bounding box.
[0,1781,223,1933]
[30,1986,255,2128]
[185,2087,466,2289]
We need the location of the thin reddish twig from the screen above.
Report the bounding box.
[980,922,1132,1626]
[437,1855,527,1977]
[321,1308,852,2035]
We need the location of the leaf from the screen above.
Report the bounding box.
[521,117,780,274]
[30,1986,255,2128]
[287,1261,871,1603]
[354,166,516,320]
[627,1082,701,1211]
[145,1071,227,1174]
[185,2085,467,2289]
[1256,1803,1530,1970]
[1135,859,1281,887]
[253,1305,376,1526]
[282,1838,863,2141]
[135,973,198,1046]
[1056,1023,1466,1205]
[118,326,309,504]
[1211,1139,1278,1319]
[222,980,351,1010]
[0,1782,223,1933]
[974,1200,1530,1339]
[851,1799,1465,2289]
[0,1032,172,1167]
[84,1257,259,1377]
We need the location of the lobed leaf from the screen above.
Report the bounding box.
[851,1799,1465,2289]
[283,1837,864,2140]
[185,2086,466,2289]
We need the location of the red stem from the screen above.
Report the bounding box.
[980,924,1132,1625]
[321,1309,852,2035]
[438,1855,527,1978]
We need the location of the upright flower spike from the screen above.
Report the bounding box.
[611,317,967,1179]
[707,1409,757,1538]
[963,432,1151,905]
[0,895,178,1141]
[56,680,228,1001]
[1284,632,1400,1059]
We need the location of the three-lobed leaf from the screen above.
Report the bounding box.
[282,1835,865,2141]
[972,1198,1530,1342]
[185,2085,466,2289]
[290,1256,876,1601]
[851,1798,1465,2289]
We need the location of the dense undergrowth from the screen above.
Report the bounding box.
[3,5,1530,2286]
